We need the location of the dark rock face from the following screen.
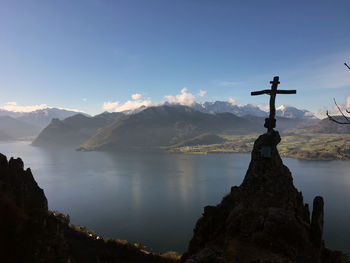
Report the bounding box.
[182,131,347,263]
[311,196,324,248]
[0,153,177,263]
[2,155,48,216]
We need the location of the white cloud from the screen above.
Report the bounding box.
[114,99,154,112]
[331,100,350,115]
[315,95,350,119]
[0,102,85,113]
[315,107,328,119]
[218,81,240,87]
[131,93,142,100]
[346,96,350,108]
[56,107,86,113]
[331,96,350,112]
[228,97,237,105]
[258,104,270,112]
[164,88,196,106]
[102,98,155,112]
[111,93,154,112]
[82,98,87,102]
[198,90,207,97]
[0,102,49,112]
[103,88,206,113]
[102,101,119,111]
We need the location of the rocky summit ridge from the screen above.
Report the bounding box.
[181,131,347,263]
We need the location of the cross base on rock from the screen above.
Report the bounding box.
[264,118,276,130]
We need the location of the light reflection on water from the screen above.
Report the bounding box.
[0,141,349,254]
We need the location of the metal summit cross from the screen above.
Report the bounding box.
[251,76,296,132]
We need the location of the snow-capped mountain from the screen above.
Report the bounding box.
[191,101,267,117]
[0,108,90,128]
[191,101,318,120]
[121,105,148,115]
[275,105,318,120]
[117,101,318,120]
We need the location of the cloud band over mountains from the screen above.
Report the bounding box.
[0,102,85,113]
[102,88,209,112]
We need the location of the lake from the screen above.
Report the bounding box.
[1,141,349,254]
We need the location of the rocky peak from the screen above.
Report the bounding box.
[0,153,179,263]
[0,154,48,217]
[182,131,346,263]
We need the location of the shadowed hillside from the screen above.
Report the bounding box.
[32,112,125,148]
[0,116,41,140]
[297,116,350,134]
[79,105,262,151]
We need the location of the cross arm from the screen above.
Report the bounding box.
[276,90,296,94]
[251,90,271,96]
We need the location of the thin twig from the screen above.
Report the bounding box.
[326,111,350,124]
[333,98,350,123]
[345,62,350,70]
[326,98,350,124]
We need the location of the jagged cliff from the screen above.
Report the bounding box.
[181,131,347,263]
[0,153,178,263]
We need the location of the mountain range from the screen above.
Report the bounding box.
[0,108,88,128]
[0,116,42,140]
[296,116,350,134]
[0,102,329,148]
[79,105,264,151]
[0,108,89,141]
[191,101,318,120]
[32,112,125,147]
[78,105,316,151]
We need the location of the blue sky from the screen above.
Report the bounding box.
[0,0,349,116]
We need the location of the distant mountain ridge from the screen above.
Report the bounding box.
[106,101,318,121]
[296,116,350,134]
[33,104,315,151]
[79,105,263,151]
[191,101,318,120]
[0,108,89,128]
[0,116,41,140]
[32,112,125,148]
[191,101,267,117]
[1,103,319,143]
[276,105,318,120]
[0,108,90,141]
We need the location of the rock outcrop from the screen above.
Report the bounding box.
[182,131,347,263]
[0,153,178,263]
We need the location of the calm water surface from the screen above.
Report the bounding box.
[1,141,349,254]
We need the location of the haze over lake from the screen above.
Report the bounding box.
[1,141,349,254]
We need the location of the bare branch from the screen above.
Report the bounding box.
[333,98,350,123]
[327,63,350,124]
[334,98,350,123]
[326,111,350,124]
[345,62,350,70]
[326,98,350,124]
